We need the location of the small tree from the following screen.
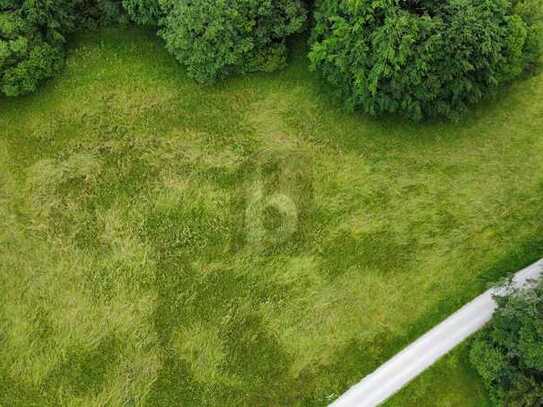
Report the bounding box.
[309,0,543,121]
[470,278,543,406]
[158,0,307,83]
[0,2,68,96]
[1,0,121,97]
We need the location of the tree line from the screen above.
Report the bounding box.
[1,0,542,120]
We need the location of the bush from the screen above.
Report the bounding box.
[309,0,543,121]
[1,5,64,96]
[0,38,64,97]
[1,0,124,97]
[75,0,126,28]
[158,0,307,83]
[122,0,161,26]
[470,278,543,406]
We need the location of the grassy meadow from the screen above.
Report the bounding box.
[1,27,543,406]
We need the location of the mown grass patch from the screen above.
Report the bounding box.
[1,27,542,405]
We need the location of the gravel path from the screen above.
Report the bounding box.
[330,259,543,407]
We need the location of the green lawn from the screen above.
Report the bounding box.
[1,26,543,406]
[386,343,490,407]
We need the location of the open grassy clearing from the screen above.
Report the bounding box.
[1,26,542,406]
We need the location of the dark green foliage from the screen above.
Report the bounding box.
[1,0,308,94]
[0,0,123,96]
[309,0,543,120]
[121,0,160,26]
[158,0,307,83]
[75,0,125,28]
[0,2,66,96]
[470,279,543,406]
[514,0,543,65]
[0,38,64,97]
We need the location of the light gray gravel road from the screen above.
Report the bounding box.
[330,259,543,407]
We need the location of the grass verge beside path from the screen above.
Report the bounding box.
[1,27,542,406]
[385,343,490,407]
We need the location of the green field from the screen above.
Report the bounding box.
[1,27,542,406]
